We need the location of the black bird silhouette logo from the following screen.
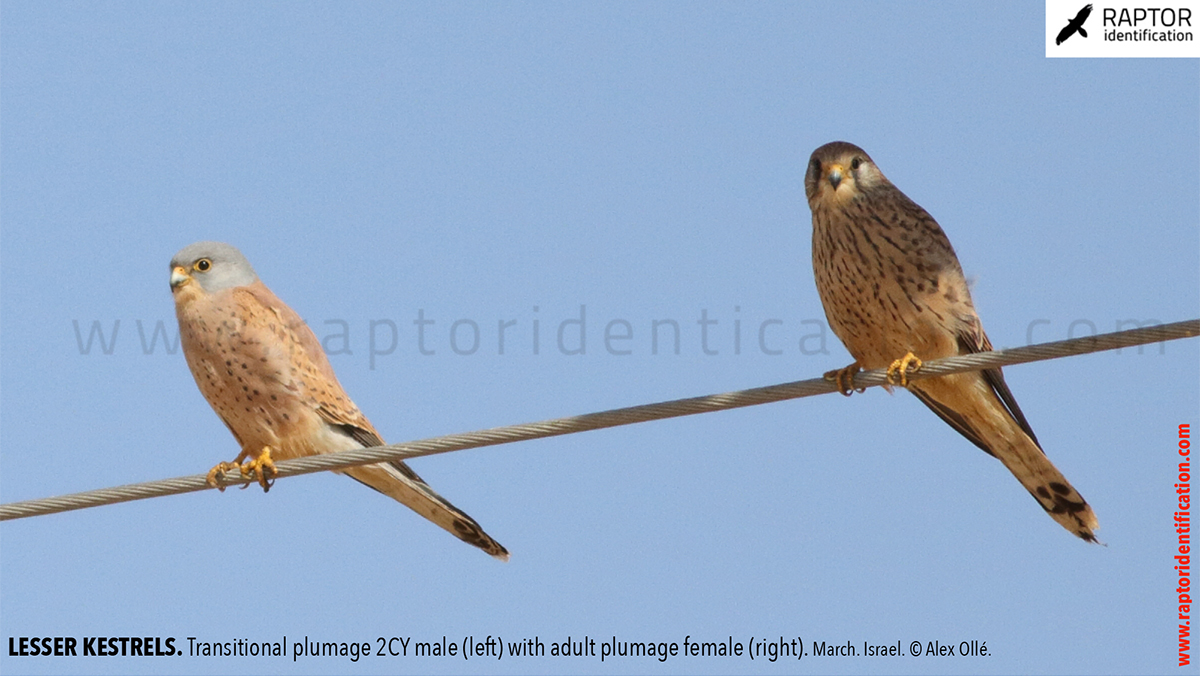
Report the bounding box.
[1056,4,1093,45]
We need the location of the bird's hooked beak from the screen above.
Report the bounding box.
[827,164,844,191]
[170,266,192,290]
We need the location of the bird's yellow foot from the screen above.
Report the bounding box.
[239,447,277,493]
[824,362,864,396]
[206,461,244,491]
[886,352,923,387]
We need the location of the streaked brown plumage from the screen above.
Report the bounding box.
[804,141,1098,542]
[170,241,508,559]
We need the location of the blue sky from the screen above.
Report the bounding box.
[1,2,1197,675]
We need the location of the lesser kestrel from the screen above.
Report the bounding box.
[170,241,508,559]
[804,141,1098,542]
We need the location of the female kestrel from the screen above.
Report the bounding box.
[170,241,508,559]
[804,141,1098,542]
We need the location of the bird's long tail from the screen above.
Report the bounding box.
[345,462,510,560]
[989,431,1098,542]
[911,373,1099,542]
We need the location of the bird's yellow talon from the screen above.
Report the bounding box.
[206,463,226,490]
[207,447,275,492]
[824,362,864,396]
[240,447,277,493]
[206,461,244,491]
[886,352,923,387]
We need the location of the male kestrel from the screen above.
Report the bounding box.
[804,141,1098,542]
[170,241,508,559]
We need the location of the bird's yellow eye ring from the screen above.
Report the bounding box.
[194,258,212,272]
[850,157,862,170]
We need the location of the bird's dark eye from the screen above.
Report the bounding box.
[810,158,821,173]
[194,258,212,272]
[850,157,862,170]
